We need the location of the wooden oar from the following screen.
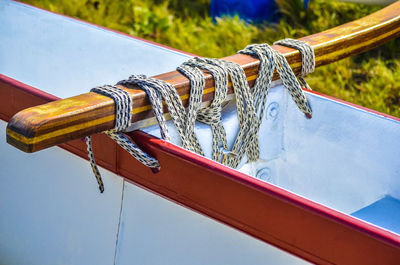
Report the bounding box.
[6,1,400,153]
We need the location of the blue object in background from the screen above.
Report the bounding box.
[210,0,280,23]
[210,0,311,23]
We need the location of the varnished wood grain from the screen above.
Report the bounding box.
[7,1,400,153]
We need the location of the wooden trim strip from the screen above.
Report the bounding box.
[7,1,400,153]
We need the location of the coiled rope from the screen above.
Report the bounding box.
[86,38,314,192]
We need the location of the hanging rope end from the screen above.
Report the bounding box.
[85,136,106,194]
[151,166,161,174]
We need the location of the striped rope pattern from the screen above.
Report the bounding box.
[85,84,160,193]
[274,38,315,91]
[208,59,259,167]
[86,39,315,192]
[183,58,229,162]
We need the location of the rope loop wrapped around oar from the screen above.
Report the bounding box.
[85,82,162,193]
[85,38,315,193]
[274,38,315,92]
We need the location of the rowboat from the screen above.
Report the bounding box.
[2,0,400,264]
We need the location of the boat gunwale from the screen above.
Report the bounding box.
[3,72,400,263]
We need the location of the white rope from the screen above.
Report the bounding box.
[178,57,229,161]
[85,83,161,193]
[118,75,201,153]
[274,38,315,91]
[117,75,171,141]
[176,64,205,155]
[201,59,259,167]
[85,38,315,192]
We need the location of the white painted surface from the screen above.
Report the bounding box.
[280,89,400,214]
[0,121,124,265]
[0,0,190,99]
[115,182,309,265]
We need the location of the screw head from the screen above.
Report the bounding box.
[256,167,272,182]
[266,102,280,121]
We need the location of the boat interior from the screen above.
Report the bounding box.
[144,81,400,234]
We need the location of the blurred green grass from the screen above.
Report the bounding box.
[22,0,400,117]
